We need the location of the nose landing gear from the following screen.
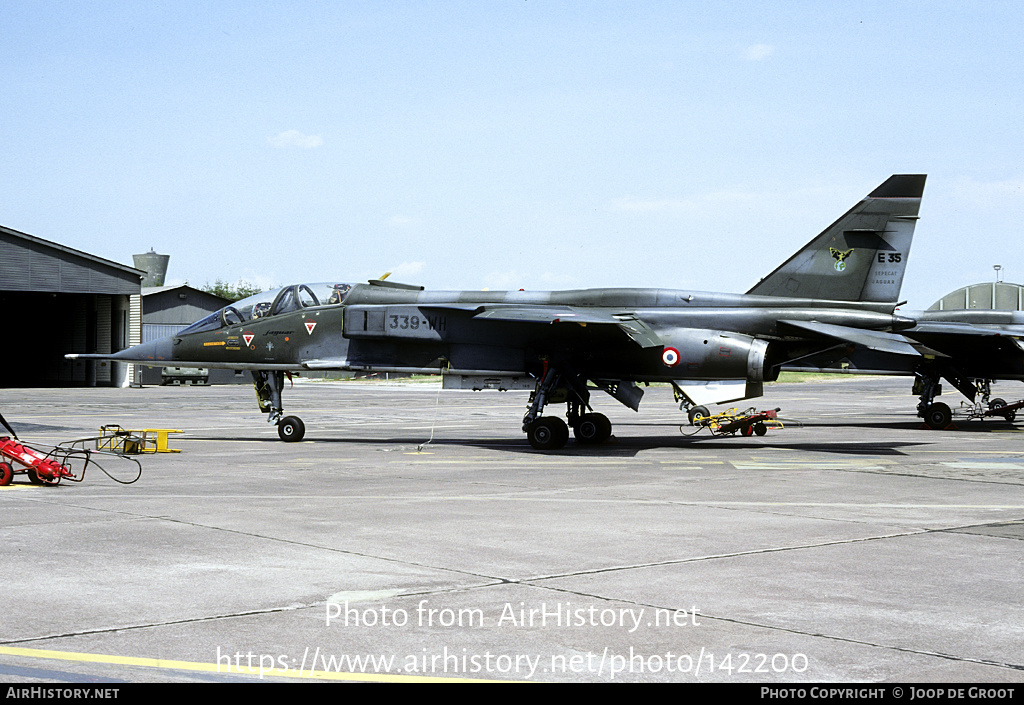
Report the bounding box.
[253,370,306,442]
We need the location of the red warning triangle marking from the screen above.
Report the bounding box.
[243,333,255,346]
[305,321,316,335]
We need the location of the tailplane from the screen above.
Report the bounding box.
[746,174,926,303]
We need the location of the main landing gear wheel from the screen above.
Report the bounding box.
[526,417,569,450]
[277,416,306,442]
[923,402,952,430]
[573,413,612,444]
[688,405,710,425]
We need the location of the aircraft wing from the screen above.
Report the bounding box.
[907,321,1024,340]
[903,322,1024,355]
[778,319,922,356]
[442,305,664,348]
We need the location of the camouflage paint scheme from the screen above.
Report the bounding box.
[72,175,943,447]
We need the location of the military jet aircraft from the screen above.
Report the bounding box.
[68,174,926,448]
[784,306,1024,428]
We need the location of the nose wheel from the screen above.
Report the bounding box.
[277,415,305,442]
[253,371,306,442]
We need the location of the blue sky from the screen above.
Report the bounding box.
[3,1,1022,308]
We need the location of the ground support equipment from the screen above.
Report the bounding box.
[0,433,144,487]
[684,407,783,437]
[956,398,1023,424]
[0,436,89,486]
[95,425,183,453]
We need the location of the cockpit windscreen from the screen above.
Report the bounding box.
[179,282,353,335]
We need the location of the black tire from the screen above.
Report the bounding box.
[526,417,569,450]
[741,424,754,437]
[0,462,11,487]
[278,416,306,442]
[574,413,612,444]
[753,422,767,436]
[989,398,1006,409]
[688,405,710,425]
[924,402,952,430]
[27,468,44,485]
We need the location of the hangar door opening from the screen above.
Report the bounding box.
[0,291,134,387]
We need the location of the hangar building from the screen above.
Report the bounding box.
[0,225,143,387]
[139,284,244,385]
[928,281,1024,311]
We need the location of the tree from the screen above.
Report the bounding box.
[200,279,265,302]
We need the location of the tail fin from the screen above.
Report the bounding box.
[746,174,926,302]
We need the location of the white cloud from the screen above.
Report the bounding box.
[483,270,524,290]
[744,44,775,61]
[388,215,420,227]
[267,129,324,149]
[387,261,426,281]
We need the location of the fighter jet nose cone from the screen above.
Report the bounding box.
[114,336,175,362]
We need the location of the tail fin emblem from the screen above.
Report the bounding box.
[830,247,854,272]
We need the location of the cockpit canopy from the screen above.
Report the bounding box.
[180,282,353,335]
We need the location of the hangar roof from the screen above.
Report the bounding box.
[0,224,144,295]
[928,282,1024,311]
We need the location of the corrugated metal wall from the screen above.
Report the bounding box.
[0,226,143,386]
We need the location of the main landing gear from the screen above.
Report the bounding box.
[253,371,305,442]
[523,367,613,450]
[913,367,1005,430]
[914,370,954,430]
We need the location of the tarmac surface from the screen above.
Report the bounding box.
[1,376,1023,683]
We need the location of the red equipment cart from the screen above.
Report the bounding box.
[0,436,90,486]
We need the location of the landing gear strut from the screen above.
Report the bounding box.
[914,371,951,430]
[252,371,305,442]
[914,364,983,430]
[523,366,612,450]
[670,381,710,425]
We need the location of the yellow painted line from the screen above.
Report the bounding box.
[0,646,508,683]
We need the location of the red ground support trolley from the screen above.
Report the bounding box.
[0,436,91,486]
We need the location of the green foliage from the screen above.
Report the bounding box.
[200,279,265,302]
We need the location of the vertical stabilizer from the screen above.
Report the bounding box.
[746,174,926,302]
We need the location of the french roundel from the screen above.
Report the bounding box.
[662,347,680,367]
